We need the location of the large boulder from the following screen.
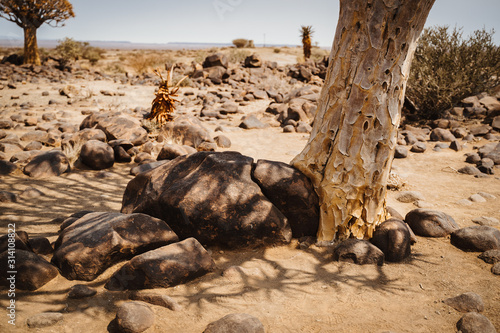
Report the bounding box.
[370,219,412,262]
[405,209,459,237]
[450,226,500,252]
[80,112,148,146]
[80,140,115,170]
[430,128,456,142]
[244,54,262,68]
[121,152,292,248]
[105,237,215,290]
[0,250,58,290]
[51,212,179,281]
[203,53,228,69]
[160,116,213,149]
[252,159,319,238]
[23,150,70,178]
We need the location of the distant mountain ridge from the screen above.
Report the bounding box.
[0,37,300,50]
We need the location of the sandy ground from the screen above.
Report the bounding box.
[0,54,499,333]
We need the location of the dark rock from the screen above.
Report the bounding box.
[484,143,500,165]
[20,130,48,142]
[80,113,148,146]
[157,143,193,160]
[370,219,411,262]
[80,140,115,170]
[430,128,456,142]
[134,152,154,164]
[394,146,408,158]
[121,152,292,248]
[296,122,312,133]
[252,159,319,238]
[115,301,155,333]
[30,237,53,255]
[239,115,268,129]
[283,125,295,133]
[452,127,468,138]
[469,125,491,136]
[0,160,17,175]
[51,212,179,281]
[456,312,497,333]
[26,312,64,329]
[24,141,43,151]
[450,140,462,151]
[396,191,425,203]
[451,226,500,252]
[458,166,482,175]
[405,209,459,237]
[465,153,482,164]
[218,101,239,114]
[197,141,218,151]
[0,118,14,129]
[0,231,31,253]
[404,131,418,144]
[410,142,427,153]
[113,145,132,163]
[0,142,23,155]
[105,238,215,290]
[252,90,268,100]
[0,250,58,290]
[492,116,500,130]
[77,128,107,142]
[23,150,69,178]
[129,291,181,311]
[478,249,500,264]
[204,313,265,333]
[493,262,500,275]
[333,239,384,265]
[207,66,229,84]
[444,292,484,313]
[161,116,213,149]
[214,135,231,148]
[68,284,97,299]
[203,53,228,69]
[244,54,262,68]
[472,216,499,227]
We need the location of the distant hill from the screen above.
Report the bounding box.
[0,38,300,50]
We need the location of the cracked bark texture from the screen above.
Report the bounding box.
[292,0,435,242]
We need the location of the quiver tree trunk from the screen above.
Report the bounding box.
[23,25,41,66]
[292,0,435,242]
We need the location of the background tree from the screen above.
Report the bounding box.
[292,0,435,243]
[300,25,314,60]
[0,0,74,65]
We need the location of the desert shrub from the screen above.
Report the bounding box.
[407,26,500,119]
[311,47,329,62]
[127,51,177,74]
[104,62,126,74]
[82,45,105,65]
[247,40,255,48]
[55,38,105,65]
[226,49,251,63]
[232,38,249,48]
[274,48,281,53]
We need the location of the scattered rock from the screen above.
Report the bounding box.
[333,239,384,266]
[203,53,228,69]
[493,262,500,275]
[80,140,115,170]
[244,54,262,68]
[394,146,408,158]
[430,128,456,142]
[0,190,17,202]
[443,292,485,313]
[157,143,194,160]
[68,284,97,299]
[0,250,58,290]
[203,313,265,333]
[451,226,500,252]
[130,160,169,176]
[29,237,53,255]
[405,209,459,237]
[472,216,499,227]
[469,194,487,203]
[214,135,231,148]
[458,166,482,175]
[129,291,182,311]
[478,249,500,264]
[105,238,215,290]
[160,116,214,149]
[52,212,179,281]
[371,219,412,262]
[80,113,148,146]
[115,301,155,333]
[396,191,425,203]
[456,312,497,333]
[26,312,64,329]
[410,142,427,153]
[0,160,18,175]
[450,140,462,151]
[23,150,69,178]
[239,115,268,129]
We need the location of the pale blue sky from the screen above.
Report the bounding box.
[1,0,499,46]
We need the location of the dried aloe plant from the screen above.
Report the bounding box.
[147,66,188,124]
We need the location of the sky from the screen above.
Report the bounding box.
[0,0,499,47]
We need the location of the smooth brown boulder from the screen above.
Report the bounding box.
[333,239,384,266]
[23,150,70,178]
[370,219,412,262]
[405,209,459,237]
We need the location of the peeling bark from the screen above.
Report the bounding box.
[23,25,41,66]
[292,0,435,242]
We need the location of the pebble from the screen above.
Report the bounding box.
[469,194,487,203]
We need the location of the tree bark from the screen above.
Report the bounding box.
[23,25,41,66]
[292,0,435,242]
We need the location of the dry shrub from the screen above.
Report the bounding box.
[127,51,177,74]
[226,49,251,64]
[407,26,500,119]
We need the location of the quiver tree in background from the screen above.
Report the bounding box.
[300,25,314,60]
[292,0,435,243]
[0,0,75,65]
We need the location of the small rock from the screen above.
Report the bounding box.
[458,166,482,175]
[27,312,64,328]
[203,313,265,333]
[450,140,462,151]
[20,186,45,199]
[396,191,425,203]
[129,291,181,311]
[492,262,500,275]
[333,239,384,266]
[30,237,53,255]
[472,216,500,226]
[68,285,97,299]
[478,192,496,200]
[456,199,474,206]
[394,146,408,158]
[115,301,155,333]
[469,194,487,203]
[456,312,497,333]
[451,226,500,252]
[239,115,268,129]
[0,191,17,203]
[443,292,484,313]
[214,135,231,148]
[430,128,456,142]
[410,142,426,153]
[283,124,295,133]
[465,153,481,164]
[405,209,459,237]
[478,249,500,264]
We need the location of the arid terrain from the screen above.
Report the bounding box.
[0,47,499,333]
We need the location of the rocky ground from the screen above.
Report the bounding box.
[0,48,499,333]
